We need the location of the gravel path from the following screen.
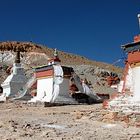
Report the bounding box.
[0,102,140,140]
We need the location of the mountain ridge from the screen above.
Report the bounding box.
[0,41,122,73]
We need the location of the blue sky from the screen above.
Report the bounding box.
[0,0,140,66]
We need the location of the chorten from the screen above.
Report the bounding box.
[1,49,27,97]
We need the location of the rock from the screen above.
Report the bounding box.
[75,111,84,119]
[103,112,117,120]
[23,123,31,129]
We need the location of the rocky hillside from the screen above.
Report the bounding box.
[0,41,122,73]
[0,41,123,94]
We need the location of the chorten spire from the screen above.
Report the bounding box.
[138,14,140,31]
[48,48,61,65]
[54,48,58,57]
[15,49,20,63]
[53,48,61,62]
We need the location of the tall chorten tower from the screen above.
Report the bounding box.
[1,49,27,97]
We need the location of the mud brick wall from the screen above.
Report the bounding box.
[102,111,140,127]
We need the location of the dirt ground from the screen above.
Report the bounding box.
[0,102,140,140]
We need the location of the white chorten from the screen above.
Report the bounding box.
[1,50,27,98]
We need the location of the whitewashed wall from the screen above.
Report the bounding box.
[132,66,140,101]
[37,78,53,102]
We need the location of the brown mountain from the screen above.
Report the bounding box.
[0,41,122,73]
